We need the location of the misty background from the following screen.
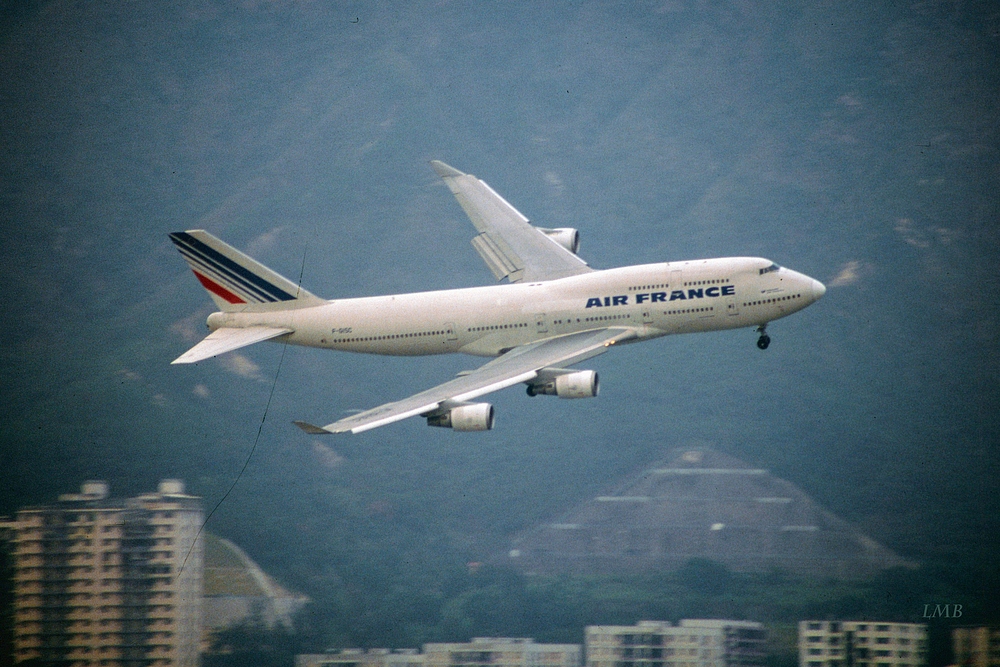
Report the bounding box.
[1,0,998,654]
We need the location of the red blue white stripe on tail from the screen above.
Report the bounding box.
[169,230,322,312]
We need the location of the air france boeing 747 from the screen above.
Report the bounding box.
[170,161,825,434]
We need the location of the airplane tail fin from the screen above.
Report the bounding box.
[169,230,323,312]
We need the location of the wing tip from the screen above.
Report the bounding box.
[293,421,334,435]
[429,160,465,178]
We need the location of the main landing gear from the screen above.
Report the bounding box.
[756,324,770,350]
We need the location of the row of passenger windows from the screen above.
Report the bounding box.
[334,330,449,344]
[744,294,802,307]
[684,279,730,286]
[585,314,631,322]
[666,307,714,315]
[628,278,732,292]
[468,323,528,332]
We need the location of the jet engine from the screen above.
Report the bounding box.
[526,370,599,399]
[426,403,495,431]
[536,227,580,255]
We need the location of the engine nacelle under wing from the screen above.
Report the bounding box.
[526,370,599,399]
[535,227,580,255]
[426,403,495,431]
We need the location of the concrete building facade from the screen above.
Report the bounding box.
[423,638,582,667]
[7,480,203,666]
[585,619,767,667]
[952,626,1000,667]
[296,648,426,667]
[299,642,579,667]
[798,621,927,667]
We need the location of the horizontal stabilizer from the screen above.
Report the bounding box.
[172,326,292,364]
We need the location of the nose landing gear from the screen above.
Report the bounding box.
[756,324,770,350]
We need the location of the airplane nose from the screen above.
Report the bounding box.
[811,279,826,300]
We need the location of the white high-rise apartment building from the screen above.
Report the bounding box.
[798,621,927,667]
[5,480,203,666]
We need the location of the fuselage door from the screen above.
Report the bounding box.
[534,313,548,334]
[445,323,458,341]
[669,268,683,292]
[726,286,740,316]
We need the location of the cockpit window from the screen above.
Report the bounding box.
[759,263,781,275]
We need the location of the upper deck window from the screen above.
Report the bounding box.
[759,263,781,275]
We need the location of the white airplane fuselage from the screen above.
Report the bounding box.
[207,256,825,359]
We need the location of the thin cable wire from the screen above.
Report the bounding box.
[180,245,307,574]
[179,338,288,575]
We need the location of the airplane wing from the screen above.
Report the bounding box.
[431,160,593,283]
[295,327,635,434]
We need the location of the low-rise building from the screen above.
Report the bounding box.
[585,619,767,667]
[952,626,1000,667]
[423,638,581,667]
[798,621,927,667]
[297,648,426,667]
[299,641,579,667]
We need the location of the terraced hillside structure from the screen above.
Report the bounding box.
[503,449,909,578]
[202,533,308,632]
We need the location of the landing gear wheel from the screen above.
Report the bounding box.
[755,323,770,350]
